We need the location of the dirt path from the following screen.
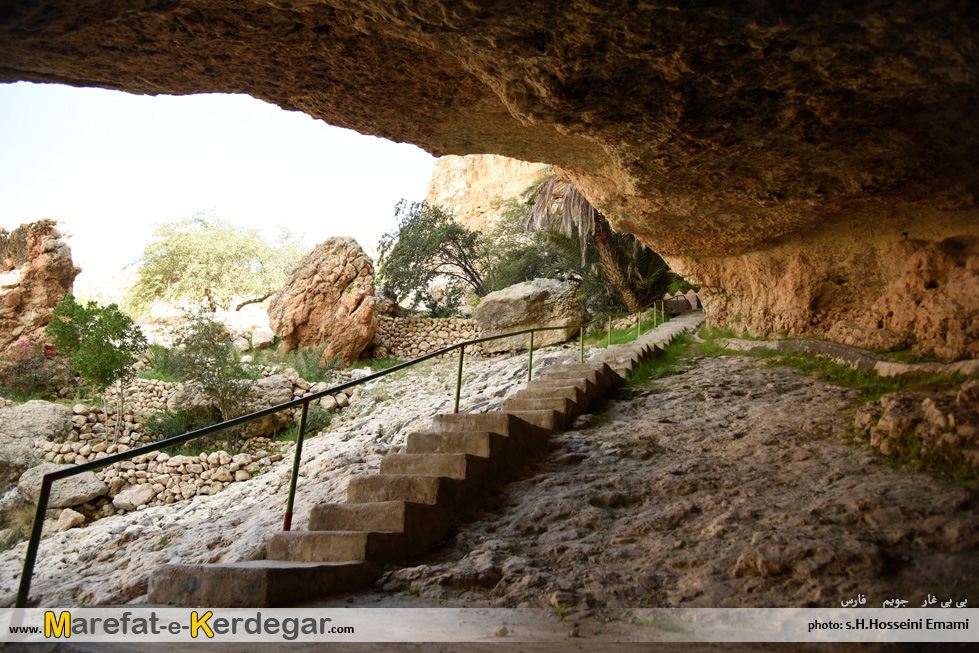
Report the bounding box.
[311,352,979,639]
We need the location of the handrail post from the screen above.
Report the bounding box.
[454,345,465,413]
[283,397,310,531]
[607,315,612,348]
[527,330,534,384]
[15,474,53,607]
[579,326,584,363]
[637,309,642,339]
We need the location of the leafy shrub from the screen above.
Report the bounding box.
[249,344,339,384]
[142,344,191,383]
[302,404,333,434]
[0,339,73,400]
[166,312,255,428]
[144,406,217,443]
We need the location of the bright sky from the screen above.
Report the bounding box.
[0,82,436,299]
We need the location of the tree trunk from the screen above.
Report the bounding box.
[112,380,124,446]
[592,215,641,311]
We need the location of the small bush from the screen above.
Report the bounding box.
[302,404,333,434]
[1,341,72,399]
[250,344,339,384]
[0,339,73,400]
[142,344,190,383]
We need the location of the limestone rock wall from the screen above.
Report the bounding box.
[0,220,80,354]
[680,214,979,360]
[425,154,549,231]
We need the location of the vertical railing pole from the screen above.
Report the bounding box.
[283,397,310,532]
[527,330,534,384]
[579,326,585,363]
[607,315,612,348]
[637,309,642,339]
[454,345,465,413]
[16,474,53,608]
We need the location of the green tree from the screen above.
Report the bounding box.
[46,294,149,444]
[481,197,569,293]
[378,201,486,311]
[528,177,643,311]
[124,213,305,314]
[168,311,254,424]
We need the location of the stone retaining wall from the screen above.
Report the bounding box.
[374,316,481,359]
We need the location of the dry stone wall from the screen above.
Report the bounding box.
[374,316,481,359]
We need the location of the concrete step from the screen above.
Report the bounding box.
[513,384,589,410]
[267,530,407,564]
[346,473,466,505]
[501,396,577,416]
[539,369,603,386]
[429,411,543,438]
[379,452,491,483]
[147,560,373,608]
[405,430,506,458]
[308,500,447,536]
[527,377,602,403]
[503,408,565,431]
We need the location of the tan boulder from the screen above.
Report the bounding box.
[0,220,81,355]
[473,279,587,353]
[268,237,377,366]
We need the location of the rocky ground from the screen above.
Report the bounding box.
[324,353,979,637]
[3,337,978,647]
[0,343,581,607]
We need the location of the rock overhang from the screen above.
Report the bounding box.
[1,1,976,356]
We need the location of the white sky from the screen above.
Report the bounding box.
[0,82,436,299]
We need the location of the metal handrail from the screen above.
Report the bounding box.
[14,303,677,607]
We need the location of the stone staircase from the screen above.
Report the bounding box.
[147,311,705,607]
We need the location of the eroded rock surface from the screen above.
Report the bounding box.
[0,220,80,354]
[2,4,976,357]
[425,154,549,231]
[268,237,376,366]
[377,356,979,613]
[0,400,72,492]
[474,279,587,353]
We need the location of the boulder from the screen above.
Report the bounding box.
[473,279,587,353]
[112,483,156,511]
[57,508,85,532]
[268,237,377,366]
[0,400,73,491]
[251,327,275,351]
[17,462,108,508]
[0,220,81,357]
[243,375,295,437]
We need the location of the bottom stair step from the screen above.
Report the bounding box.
[147,560,373,607]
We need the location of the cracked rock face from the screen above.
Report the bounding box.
[268,237,376,366]
[1,2,977,356]
[0,220,80,355]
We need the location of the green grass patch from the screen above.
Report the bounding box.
[749,350,965,403]
[692,326,966,403]
[584,315,670,349]
[352,357,403,373]
[867,346,942,364]
[248,344,339,384]
[626,334,696,385]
